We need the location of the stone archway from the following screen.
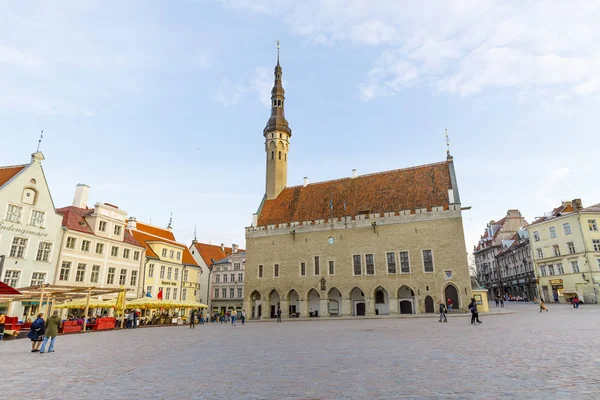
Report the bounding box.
[350,287,365,316]
[288,289,300,317]
[444,283,460,310]
[424,295,435,313]
[373,286,390,315]
[307,289,320,317]
[250,290,262,319]
[398,285,415,314]
[328,287,342,316]
[269,290,281,319]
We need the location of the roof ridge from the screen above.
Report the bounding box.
[133,228,186,248]
[0,163,28,170]
[285,160,449,189]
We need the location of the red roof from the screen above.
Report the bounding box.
[130,224,199,266]
[135,222,175,241]
[529,203,575,227]
[0,281,21,295]
[0,165,27,188]
[192,242,244,268]
[56,206,144,247]
[257,161,452,226]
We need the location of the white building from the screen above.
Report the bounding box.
[210,251,245,315]
[0,152,64,318]
[55,184,146,303]
[189,242,241,308]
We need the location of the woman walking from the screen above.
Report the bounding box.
[40,310,61,354]
[468,298,482,325]
[28,313,45,352]
[241,309,246,325]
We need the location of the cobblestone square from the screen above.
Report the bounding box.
[2,303,600,399]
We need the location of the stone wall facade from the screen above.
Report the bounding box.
[244,206,471,319]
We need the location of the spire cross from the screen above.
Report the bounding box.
[445,128,451,156]
[167,213,173,229]
[36,130,44,152]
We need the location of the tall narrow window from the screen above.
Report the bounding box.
[174,268,179,281]
[160,265,165,279]
[549,226,557,238]
[148,264,155,278]
[423,250,434,272]
[278,151,281,160]
[230,288,235,298]
[271,151,274,160]
[329,260,335,275]
[119,269,127,285]
[173,288,178,300]
[98,221,107,232]
[553,245,561,257]
[568,242,576,254]
[365,254,375,275]
[400,251,410,273]
[123,248,130,259]
[589,219,598,231]
[214,289,219,298]
[6,204,23,223]
[386,252,396,274]
[314,256,320,275]
[222,288,226,298]
[59,262,72,281]
[167,267,172,279]
[66,237,76,249]
[81,240,91,252]
[258,265,263,278]
[36,242,52,262]
[30,210,45,227]
[353,255,362,276]
[274,264,280,277]
[95,243,104,255]
[166,287,171,300]
[183,270,189,281]
[130,270,138,286]
[90,265,100,283]
[593,239,600,252]
[107,267,116,284]
[111,246,119,257]
[75,263,86,282]
[570,261,580,273]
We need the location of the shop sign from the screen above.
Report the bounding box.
[549,279,563,285]
[511,280,518,285]
[161,280,177,286]
[0,222,48,238]
[518,278,526,284]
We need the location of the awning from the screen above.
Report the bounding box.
[0,282,21,295]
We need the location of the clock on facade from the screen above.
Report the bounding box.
[327,236,335,245]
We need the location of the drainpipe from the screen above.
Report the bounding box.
[576,212,597,304]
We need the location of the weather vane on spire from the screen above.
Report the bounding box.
[167,213,173,229]
[276,40,280,64]
[36,130,44,152]
[445,128,451,156]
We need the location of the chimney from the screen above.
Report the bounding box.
[252,213,258,227]
[352,169,357,178]
[31,152,45,164]
[232,244,238,254]
[572,198,583,211]
[127,217,137,230]
[72,184,90,208]
[220,243,225,252]
[303,177,308,187]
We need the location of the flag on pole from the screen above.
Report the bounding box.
[146,290,152,298]
[157,289,163,300]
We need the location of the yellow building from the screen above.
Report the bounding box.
[127,218,201,304]
[244,55,472,319]
[526,199,600,304]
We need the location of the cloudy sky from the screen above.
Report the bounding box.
[2,1,599,252]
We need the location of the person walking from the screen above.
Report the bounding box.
[495,296,500,307]
[539,298,549,312]
[40,310,61,354]
[438,300,448,322]
[468,298,482,325]
[276,308,282,323]
[28,313,45,352]
[446,298,453,314]
[573,297,580,308]
[126,311,133,329]
[0,311,5,341]
[231,309,237,326]
[132,309,138,329]
[189,310,196,329]
[500,297,504,308]
[241,309,246,325]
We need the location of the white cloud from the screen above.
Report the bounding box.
[221,1,600,101]
[215,78,247,106]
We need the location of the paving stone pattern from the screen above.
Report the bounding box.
[2,302,600,399]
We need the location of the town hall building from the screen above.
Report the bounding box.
[243,55,472,319]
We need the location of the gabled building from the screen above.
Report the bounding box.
[189,241,242,308]
[526,199,600,304]
[474,210,528,297]
[0,152,64,318]
[55,184,145,301]
[495,228,535,300]
[244,54,472,319]
[128,219,201,304]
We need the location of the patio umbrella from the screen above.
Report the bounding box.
[0,281,21,295]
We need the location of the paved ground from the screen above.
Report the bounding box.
[2,302,600,399]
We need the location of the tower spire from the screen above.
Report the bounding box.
[276,40,280,66]
[445,128,452,159]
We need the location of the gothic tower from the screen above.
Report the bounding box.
[264,50,291,200]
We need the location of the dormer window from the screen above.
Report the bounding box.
[99,221,107,232]
[114,225,122,236]
[21,188,37,205]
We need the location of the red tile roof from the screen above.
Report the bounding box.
[135,222,175,241]
[474,217,507,251]
[257,161,452,226]
[582,203,600,213]
[529,203,575,227]
[192,242,244,268]
[130,225,198,266]
[56,206,144,248]
[0,165,27,188]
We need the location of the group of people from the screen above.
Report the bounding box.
[494,296,505,307]
[210,309,247,325]
[26,310,62,354]
[437,298,481,325]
